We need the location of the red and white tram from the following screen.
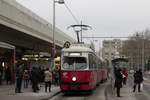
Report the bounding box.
[60,43,107,92]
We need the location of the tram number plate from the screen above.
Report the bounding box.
[70,85,78,90]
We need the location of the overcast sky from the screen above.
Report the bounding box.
[15,0,150,49]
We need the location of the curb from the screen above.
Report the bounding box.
[40,90,61,100]
[105,84,115,100]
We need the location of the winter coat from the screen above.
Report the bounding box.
[133,71,143,84]
[16,67,23,79]
[31,69,39,83]
[44,70,52,82]
[123,70,128,77]
[115,71,123,88]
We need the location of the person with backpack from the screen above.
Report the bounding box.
[23,70,29,88]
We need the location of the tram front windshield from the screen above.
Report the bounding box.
[62,57,87,70]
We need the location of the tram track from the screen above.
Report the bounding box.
[48,91,90,100]
[47,81,110,100]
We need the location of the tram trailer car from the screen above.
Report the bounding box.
[60,43,107,92]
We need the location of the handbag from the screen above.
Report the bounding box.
[140,82,143,90]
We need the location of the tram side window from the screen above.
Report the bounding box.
[88,54,92,69]
[93,56,97,69]
[88,54,94,69]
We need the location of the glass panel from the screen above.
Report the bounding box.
[62,57,74,70]
[75,57,87,70]
[62,56,87,70]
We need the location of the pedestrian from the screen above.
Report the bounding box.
[123,68,128,85]
[31,67,39,92]
[114,68,123,97]
[0,67,3,85]
[133,69,143,92]
[44,68,52,92]
[5,67,11,85]
[54,66,60,85]
[23,70,29,88]
[41,68,45,82]
[38,67,43,87]
[15,63,24,93]
[28,69,32,85]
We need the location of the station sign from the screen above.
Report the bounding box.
[64,41,71,48]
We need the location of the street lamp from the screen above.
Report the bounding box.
[52,0,64,68]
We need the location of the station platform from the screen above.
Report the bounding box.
[0,83,60,100]
[107,75,148,100]
[113,85,136,100]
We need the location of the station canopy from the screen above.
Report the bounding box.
[112,58,128,63]
[0,42,15,49]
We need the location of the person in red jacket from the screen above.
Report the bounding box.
[123,68,128,85]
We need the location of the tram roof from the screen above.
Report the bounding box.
[62,43,94,53]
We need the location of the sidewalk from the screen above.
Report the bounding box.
[114,85,136,100]
[106,79,137,100]
[0,83,61,100]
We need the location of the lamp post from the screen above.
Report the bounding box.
[142,33,145,71]
[52,0,64,68]
[136,33,145,71]
[136,33,140,70]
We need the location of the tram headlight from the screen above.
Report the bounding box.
[72,77,77,82]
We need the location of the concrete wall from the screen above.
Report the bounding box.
[0,0,75,47]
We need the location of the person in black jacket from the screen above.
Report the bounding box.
[133,69,143,92]
[5,67,11,85]
[15,64,24,93]
[114,68,123,97]
[31,67,39,92]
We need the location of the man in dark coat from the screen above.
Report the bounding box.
[114,68,123,97]
[5,67,11,85]
[15,64,24,93]
[31,67,39,92]
[133,69,143,92]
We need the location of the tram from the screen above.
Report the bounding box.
[60,42,108,92]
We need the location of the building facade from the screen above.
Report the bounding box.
[102,39,123,67]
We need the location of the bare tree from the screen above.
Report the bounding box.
[120,29,150,70]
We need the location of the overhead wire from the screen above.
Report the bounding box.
[64,3,80,24]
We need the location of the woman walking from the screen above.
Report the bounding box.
[133,69,143,92]
[44,68,52,92]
